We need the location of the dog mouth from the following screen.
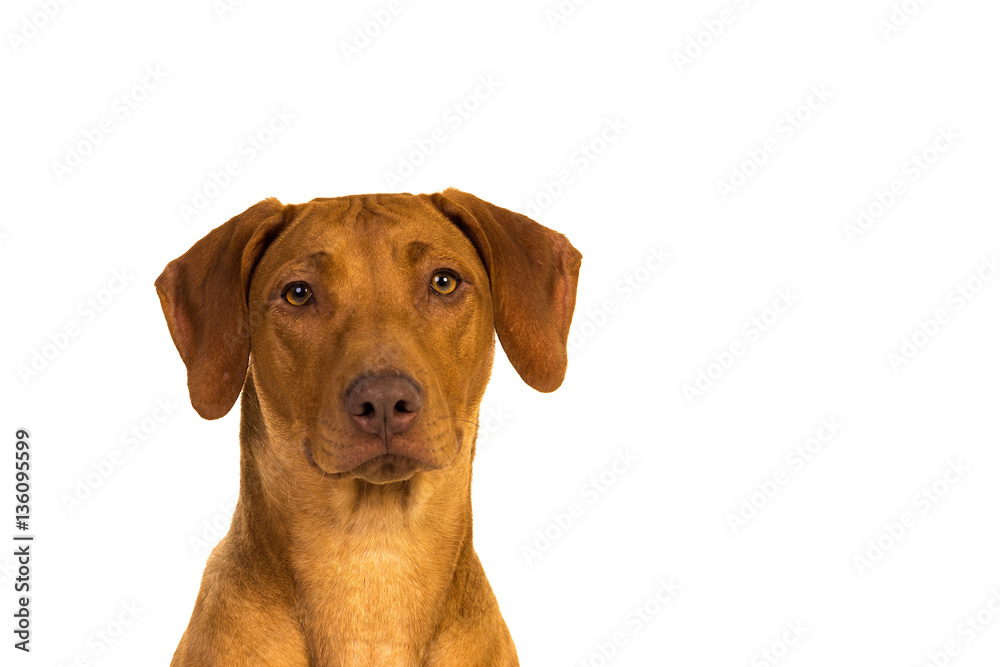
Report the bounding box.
[303,439,423,484]
[349,453,421,484]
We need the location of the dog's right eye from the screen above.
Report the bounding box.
[284,283,313,306]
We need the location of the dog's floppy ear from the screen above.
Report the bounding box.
[425,188,582,392]
[154,198,290,419]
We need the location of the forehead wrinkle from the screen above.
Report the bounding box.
[261,201,345,266]
[289,198,351,234]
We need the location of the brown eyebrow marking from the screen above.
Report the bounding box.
[269,252,333,290]
[302,251,332,268]
[405,241,430,264]
[280,251,332,274]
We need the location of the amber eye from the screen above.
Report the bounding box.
[431,272,458,295]
[284,283,313,306]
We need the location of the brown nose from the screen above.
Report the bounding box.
[344,375,422,438]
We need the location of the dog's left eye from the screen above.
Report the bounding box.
[431,272,459,295]
[284,283,313,306]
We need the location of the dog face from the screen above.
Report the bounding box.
[248,196,495,483]
[155,189,581,485]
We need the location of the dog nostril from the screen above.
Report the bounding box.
[345,374,422,435]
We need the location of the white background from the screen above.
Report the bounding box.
[3,0,1000,665]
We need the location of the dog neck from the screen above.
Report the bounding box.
[230,372,476,665]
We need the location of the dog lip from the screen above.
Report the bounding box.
[303,438,341,477]
[302,438,321,469]
[349,453,422,484]
[302,439,423,479]
[356,452,417,468]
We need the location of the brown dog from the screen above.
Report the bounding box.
[155,189,581,666]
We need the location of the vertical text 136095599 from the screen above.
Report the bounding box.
[14,428,33,652]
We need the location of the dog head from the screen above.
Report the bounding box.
[155,189,581,484]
